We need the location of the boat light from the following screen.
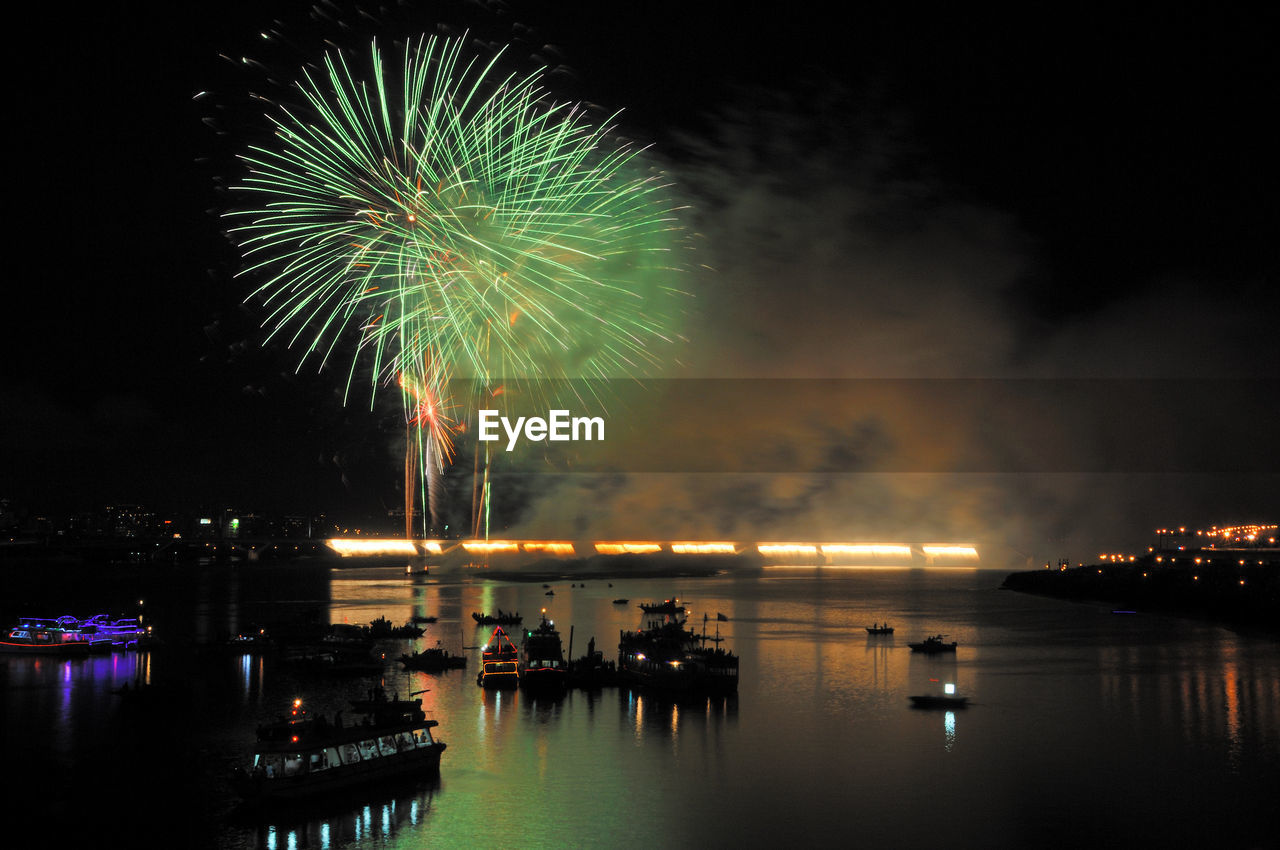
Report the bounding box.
[944,683,956,695]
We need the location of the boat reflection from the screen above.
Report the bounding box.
[242,779,440,850]
[624,688,738,745]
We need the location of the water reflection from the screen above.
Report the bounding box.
[625,689,738,745]
[246,780,439,850]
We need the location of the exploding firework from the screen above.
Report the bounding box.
[229,34,686,535]
[230,33,684,393]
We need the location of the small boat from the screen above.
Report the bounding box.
[908,634,957,653]
[909,683,968,708]
[716,613,729,622]
[611,599,629,605]
[568,636,618,689]
[909,694,970,708]
[410,614,438,624]
[472,611,522,626]
[545,590,555,596]
[519,614,568,691]
[400,644,467,672]
[231,695,445,805]
[866,623,894,635]
[369,616,424,638]
[477,626,520,689]
[0,616,92,656]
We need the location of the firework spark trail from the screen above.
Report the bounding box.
[230,34,686,535]
[231,34,686,404]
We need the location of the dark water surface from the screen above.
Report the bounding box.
[5,564,1278,848]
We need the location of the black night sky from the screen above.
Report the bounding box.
[3,3,1275,556]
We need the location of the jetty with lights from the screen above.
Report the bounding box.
[232,695,445,805]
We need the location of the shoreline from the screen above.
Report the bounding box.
[1002,562,1280,638]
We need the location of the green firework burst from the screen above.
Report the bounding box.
[230,34,687,407]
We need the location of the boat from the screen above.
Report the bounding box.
[400,643,467,672]
[866,623,894,635]
[231,695,446,805]
[472,611,522,626]
[908,634,957,653]
[618,614,738,693]
[348,686,426,715]
[476,626,520,689]
[78,614,151,651]
[611,598,629,605]
[638,598,685,615]
[369,616,424,639]
[0,616,92,656]
[909,694,970,708]
[519,614,568,691]
[544,590,555,596]
[909,682,968,708]
[410,615,438,624]
[568,635,618,689]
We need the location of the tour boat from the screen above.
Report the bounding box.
[78,614,150,651]
[0,616,92,655]
[232,695,445,805]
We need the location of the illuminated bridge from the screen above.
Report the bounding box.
[325,538,981,568]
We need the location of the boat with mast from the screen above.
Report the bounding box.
[476,626,520,689]
[519,613,567,691]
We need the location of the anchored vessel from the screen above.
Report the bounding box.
[0,616,92,655]
[909,682,969,708]
[477,626,521,689]
[519,615,568,691]
[232,694,445,804]
[618,609,738,693]
[637,598,685,616]
[908,634,957,653]
[472,611,522,626]
[400,644,467,672]
[79,614,150,651]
